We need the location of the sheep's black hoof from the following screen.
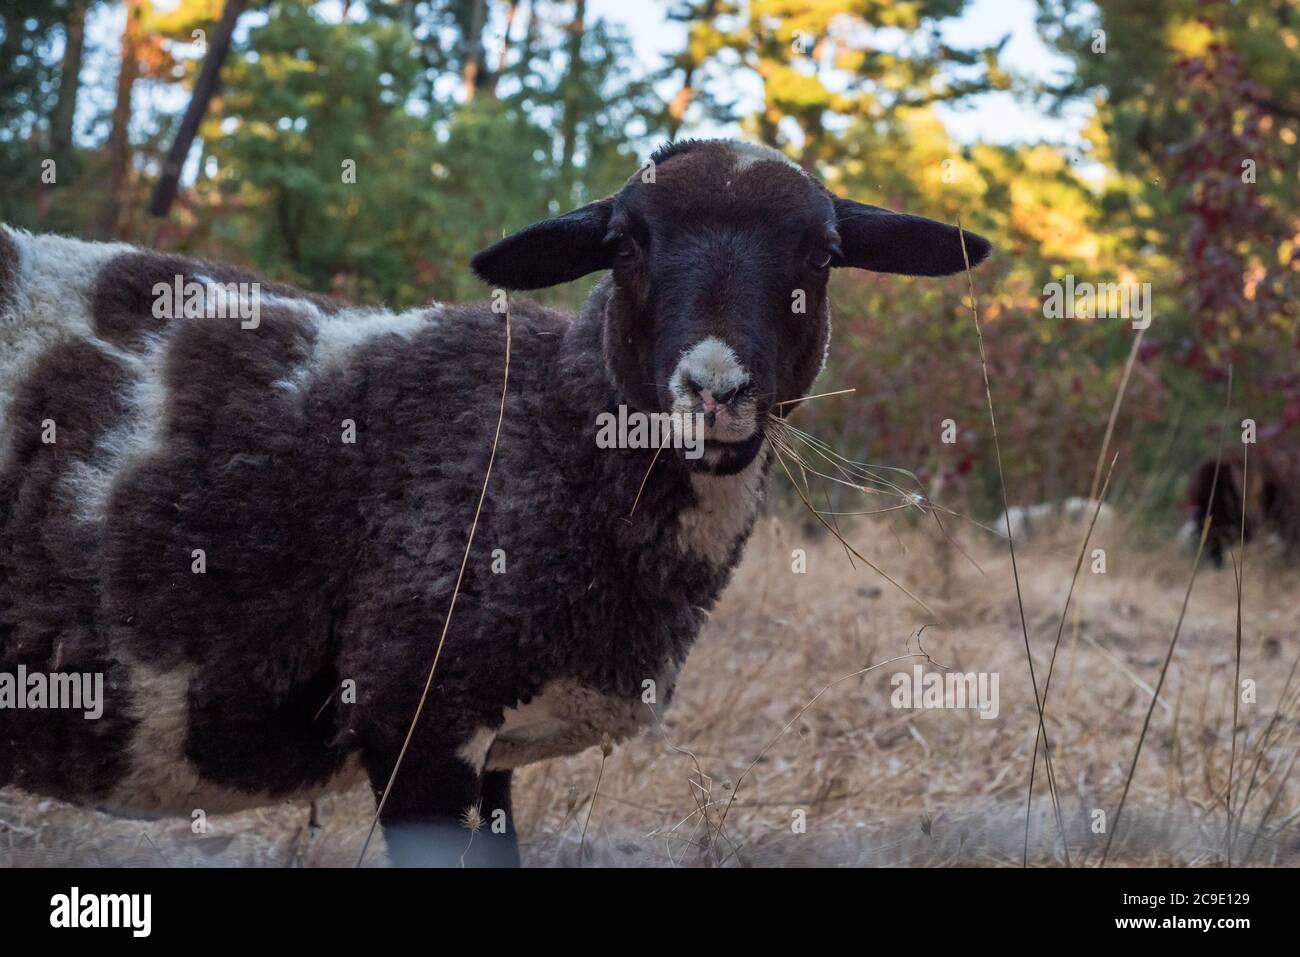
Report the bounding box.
[384,820,520,868]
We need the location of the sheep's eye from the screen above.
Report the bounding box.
[809,249,833,270]
[613,235,639,260]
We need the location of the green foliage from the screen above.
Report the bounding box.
[660,0,1007,159]
[0,0,67,221]
[199,2,444,301]
[1036,0,1300,511]
[183,1,654,309]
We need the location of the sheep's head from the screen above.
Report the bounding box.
[471,139,991,475]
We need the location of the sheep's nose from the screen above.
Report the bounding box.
[683,376,740,411]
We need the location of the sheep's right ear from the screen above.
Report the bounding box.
[471,198,615,290]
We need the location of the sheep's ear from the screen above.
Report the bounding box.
[831,197,991,277]
[470,198,615,290]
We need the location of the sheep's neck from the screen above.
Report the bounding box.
[562,281,774,586]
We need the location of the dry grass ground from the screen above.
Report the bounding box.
[3,507,1299,867]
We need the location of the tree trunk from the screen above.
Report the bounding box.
[461,0,488,102]
[755,59,780,148]
[558,0,587,203]
[667,0,717,141]
[101,0,145,238]
[148,0,248,218]
[50,0,88,158]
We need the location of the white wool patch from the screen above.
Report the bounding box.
[62,304,310,525]
[56,290,437,519]
[62,335,170,524]
[994,497,1116,542]
[0,229,179,521]
[483,674,673,771]
[677,442,772,565]
[273,304,441,395]
[0,228,134,467]
[728,141,802,173]
[456,727,496,773]
[104,662,365,817]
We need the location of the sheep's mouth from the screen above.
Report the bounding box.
[684,430,766,475]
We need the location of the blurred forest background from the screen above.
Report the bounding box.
[1,0,1297,522]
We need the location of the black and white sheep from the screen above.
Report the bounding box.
[0,138,989,866]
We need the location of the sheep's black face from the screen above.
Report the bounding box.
[470,138,992,475]
[599,143,838,474]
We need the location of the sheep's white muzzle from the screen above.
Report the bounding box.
[668,336,759,446]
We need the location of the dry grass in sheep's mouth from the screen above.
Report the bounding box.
[763,405,1003,622]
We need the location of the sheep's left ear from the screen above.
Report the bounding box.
[471,198,615,290]
[831,197,991,277]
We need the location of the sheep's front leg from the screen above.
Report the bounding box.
[363,743,519,868]
[479,770,521,867]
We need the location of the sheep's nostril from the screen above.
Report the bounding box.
[677,367,747,410]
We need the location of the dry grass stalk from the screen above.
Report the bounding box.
[770,442,938,620]
[1100,367,1232,867]
[956,220,1069,864]
[1232,650,1300,859]
[714,640,940,859]
[1024,452,1120,864]
[1225,442,1247,865]
[578,738,613,866]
